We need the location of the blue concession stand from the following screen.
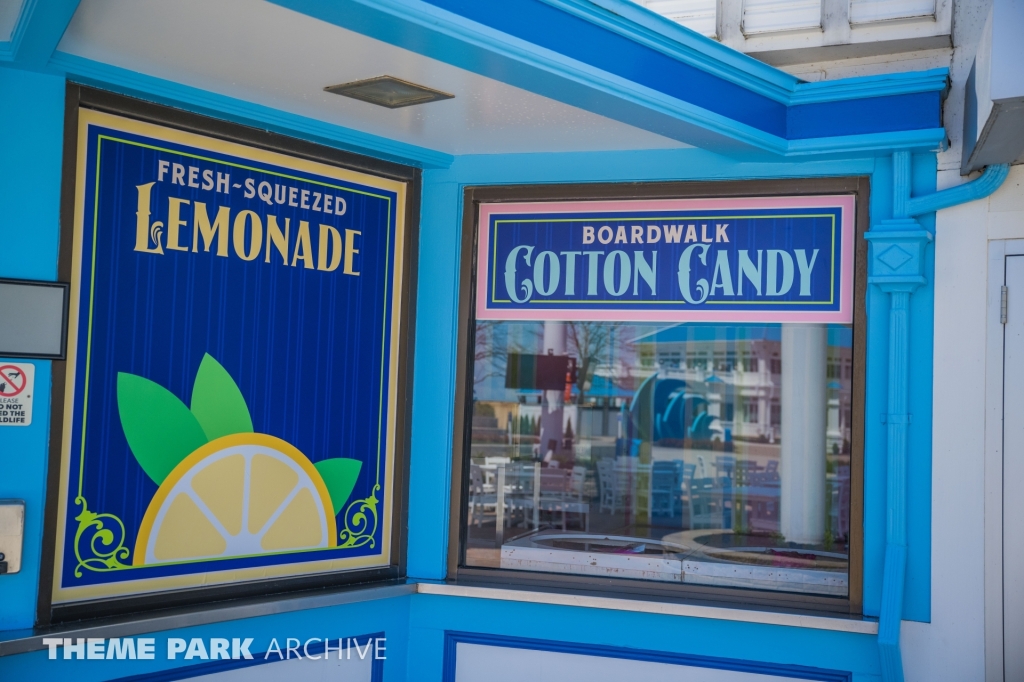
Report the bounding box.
[0,1,1008,681]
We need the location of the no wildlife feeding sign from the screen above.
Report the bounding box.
[0,363,34,426]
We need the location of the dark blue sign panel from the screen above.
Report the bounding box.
[53,110,406,603]
[476,197,854,323]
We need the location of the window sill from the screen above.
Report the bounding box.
[0,578,877,659]
[417,582,878,635]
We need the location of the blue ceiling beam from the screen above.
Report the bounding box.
[579,0,799,101]
[269,0,762,155]
[425,0,943,139]
[427,0,788,137]
[271,0,946,157]
[551,0,949,107]
[0,0,80,67]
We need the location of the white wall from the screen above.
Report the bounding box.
[901,165,1024,682]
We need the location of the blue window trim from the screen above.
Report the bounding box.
[408,150,936,626]
[442,630,853,681]
[104,632,386,682]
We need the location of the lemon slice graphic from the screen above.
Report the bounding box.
[133,433,337,566]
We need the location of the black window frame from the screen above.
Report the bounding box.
[448,178,868,617]
[36,84,419,625]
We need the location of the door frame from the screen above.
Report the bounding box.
[984,239,1024,682]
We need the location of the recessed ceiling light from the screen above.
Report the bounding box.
[324,76,454,109]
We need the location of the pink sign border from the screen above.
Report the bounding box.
[475,195,856,324]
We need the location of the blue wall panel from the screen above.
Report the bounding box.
[0,67,64,281]
[407,178,463,580]
[408,594,881,681]
[0,360,51,631]
[0,66,65,631]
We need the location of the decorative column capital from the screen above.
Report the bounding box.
[864,218,933,294]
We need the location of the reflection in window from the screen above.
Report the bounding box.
[464,321,853,597]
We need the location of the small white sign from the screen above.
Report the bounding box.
[0,362,34,426]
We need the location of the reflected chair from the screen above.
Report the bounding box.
[562,465,591,531]
[829,465,851,541]
[468,464,499,527]
[613,458,653,518]
[714,454,736,480]
[517,466,590,531]
[597,458,616,514]
[746,490,780,534]
[504,462,535,528]
[651,460,684,517]
[688,476,726,530]
[679,462,697,526]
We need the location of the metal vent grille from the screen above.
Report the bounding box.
[324,76,454,109]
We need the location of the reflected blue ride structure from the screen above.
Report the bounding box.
[626,373,720,448]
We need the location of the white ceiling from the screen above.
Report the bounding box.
[0,0,24,42]
[58,0,689,156]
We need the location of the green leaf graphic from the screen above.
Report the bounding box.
[314,458,363,516]
[190,354,253,441]
[117,373,209,485]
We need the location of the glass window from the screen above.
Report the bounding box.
[462,320,854,598]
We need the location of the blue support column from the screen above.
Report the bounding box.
[865,215,930,682]
[866,151,1008,681]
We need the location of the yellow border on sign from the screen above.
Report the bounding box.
[52,109,404,604]
[489,215,837,306]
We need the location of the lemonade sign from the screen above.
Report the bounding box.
[52,109,406,604]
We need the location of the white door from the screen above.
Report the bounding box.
[1004,255,1024,681]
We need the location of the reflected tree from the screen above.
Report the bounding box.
[473,320,508,386]
[566,322,631,406]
